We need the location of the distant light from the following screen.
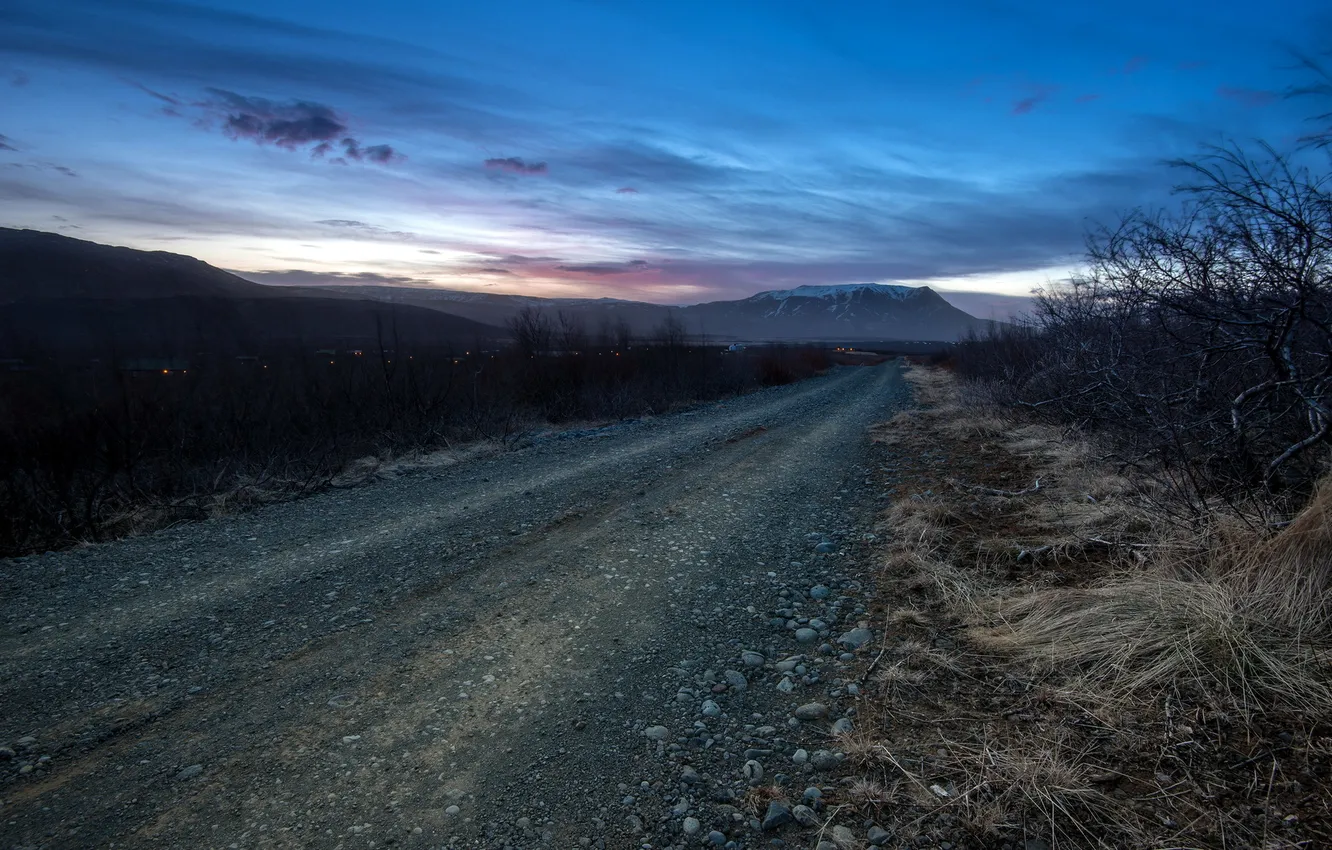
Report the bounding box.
[162,369,169,374]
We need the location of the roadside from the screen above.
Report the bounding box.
[845,364,1332,849]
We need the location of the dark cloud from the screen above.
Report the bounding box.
[312,218,417,240]
[487,254,562,265]
[186,89,404,164]
[1012,85,1059,115]
[0,134,16,151]
[616,186,639,193]
[1216,86,1277,107]
[9,70,29,86]
[235,269,434,287]
[555,260,651,276]
[473,267,515,276]
[484,156,548,175]
[316,218,368,227]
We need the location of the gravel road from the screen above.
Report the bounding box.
[1,361,912,850]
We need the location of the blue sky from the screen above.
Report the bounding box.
[1,0,1328,308]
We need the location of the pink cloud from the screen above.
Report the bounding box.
[484,156,548,175]
[1012,85,1059,115]
[1217,86,1277,107]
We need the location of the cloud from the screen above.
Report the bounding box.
[1177,60,1207,71]
[1119,56,1149,74]
[9,70,29,87]
[1012,92,1052,115]
[312,218,417,239]
[484,156,548,175]
[235,269,434,287]
[0,134,16,151]
[185,89,404,164]
[616,186,640,194]
[1216,86,1277,107]
[473,267,516,276]
[555,260,651,276]
[1075,94,1101,104]
[316,219,369,227]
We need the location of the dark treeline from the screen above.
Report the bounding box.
[952,132,1332,515]
[0,313,831,556]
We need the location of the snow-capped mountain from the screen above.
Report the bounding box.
[682,283,988,340]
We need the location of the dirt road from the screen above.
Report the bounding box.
[1,361,911,850]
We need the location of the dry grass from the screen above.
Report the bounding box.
[850,362,1332,848]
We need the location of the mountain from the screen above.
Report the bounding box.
[682,283,988,341]
[301,282,989,342]
[0,229,503,356]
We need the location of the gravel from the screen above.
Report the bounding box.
[0,362,912,848]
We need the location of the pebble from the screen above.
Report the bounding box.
[839,628,874,649]
[792,748,808,765]
[723,669,748,690]
[792,804,819,827]
[445,805,461,816]
[743,759,764,784]
[683,817,701,835]
[761,801,793,831]
[794,628,818,644]
[831,718,854,735]
[814,542,836,553]
[741,651,766,667]
[644,725,671,741]
[868,825,893,845]
[793,702,829,721]
[809,585,831,600]
[175,764,203,780]
[701,700,722,717]
[708,830,726,845]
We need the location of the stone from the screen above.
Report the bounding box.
[792,804,819,827]
[445,805,461,816]
[794,628,818,644]
[741,651,766,667]
[644,725,671,741]
[793,703,829,721]
[708,830,727,845]
[838,628,874,649]
[680,766,700,784]
[682,817,701,835]
[723,670,748,691]
[810,750,842,770]
[833,826,856,844]
[831,718,854,735]
[809,585,831,600]
[814,542,836,554]
[868,825,893,845]
[175,764,203,780]
[792,748,808,765]
[761,801,793,831]
[701,700,722,718]
[743,759,764,784]
[776,677,795,693]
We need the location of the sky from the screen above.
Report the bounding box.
[1,0,1329,310]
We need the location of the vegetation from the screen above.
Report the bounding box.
[0,321,831,557]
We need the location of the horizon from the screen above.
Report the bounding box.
[1,0,1327,314]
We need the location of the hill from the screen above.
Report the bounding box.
[0,229,502,356]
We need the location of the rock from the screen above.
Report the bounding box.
[708,830,727,845]
[831,718,854,735]
[682,817,701,835]
[792,748,808,764]
[723,670,748,691]
[175,764,203,780]
[838,628,874,649]
[775,658,799,673]
[868,825,893,845]
[811,750,842,770]
[802,786,822,800]
[741,651,766,667]
[815,542,836,554]
[0,747,14,761]
[445,805,461,816]
[743,759,764,784]
[15,736,36,748]
[809,585,831,600]
[776,677,796,693]
[833,826,856,844]
[644,725,671,741]
[792,804,819,827]
[761,801,794,831]
[701,700,722,717]
[680,766,700,784]
[794,628,818,644]
[793,702,829,721]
